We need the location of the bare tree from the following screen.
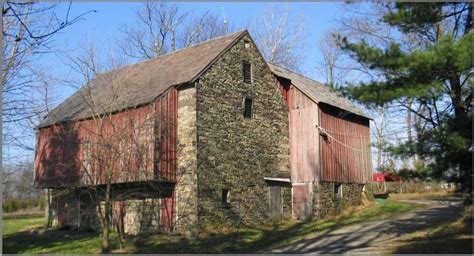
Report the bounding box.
[327,2,428,171]
[41,41,190,251]
[2,1,95,126]
[119,1,231,61]
[251,6,306,70]
[317,31,346,88]
[1,2,95,203]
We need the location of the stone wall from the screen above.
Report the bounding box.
[312,182,364,219]
[122,199,161,235]
[195,33,290,228]
[175,85,199,236]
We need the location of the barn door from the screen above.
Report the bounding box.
[269,186,282,220]
[292,183,312,220]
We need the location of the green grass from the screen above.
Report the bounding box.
[3,214,45,236]
[2,215,122,254]
[2,199,418,254]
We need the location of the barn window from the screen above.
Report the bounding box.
[242,61,251,83]
[243,96,253,119]
[334,183,343,198]
[221,189,230,206]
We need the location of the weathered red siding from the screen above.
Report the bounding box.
[34,88,178,188]
[287,86,320,183]
[275,77,372,184]
[319,103,372,183]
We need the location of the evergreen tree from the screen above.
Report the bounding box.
[339,3,472,199]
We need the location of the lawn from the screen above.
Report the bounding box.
[2,199,418,254]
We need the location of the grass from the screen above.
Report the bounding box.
[2,199,418,254]
[2,215,122,254]
[390,204,473,254]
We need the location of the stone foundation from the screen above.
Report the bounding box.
[312,182,364,219]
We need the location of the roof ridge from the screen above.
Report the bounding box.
[269,63,327,89]
[109,29,248,74]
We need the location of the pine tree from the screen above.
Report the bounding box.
[340,2,472,200]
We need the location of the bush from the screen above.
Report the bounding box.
[3,198,45,213]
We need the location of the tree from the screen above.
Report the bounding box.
[339,2,472,197]
[317,31,345,89]
[320,4,410,173]
[1,2,95,200]
[251,6,306,70]
[119,1,232,61]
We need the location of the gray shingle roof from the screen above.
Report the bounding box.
[268,63,370,119]
[38,30,248,128]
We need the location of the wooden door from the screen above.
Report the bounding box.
[269,186,282,220]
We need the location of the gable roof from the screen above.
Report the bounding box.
[38,30,248,128]
[268,63,370,119]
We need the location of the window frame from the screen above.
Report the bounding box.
[242,60,252,84]
[243,95,254,119]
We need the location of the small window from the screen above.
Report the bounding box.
[243,96,253,119]
[242,61,251,83]
[222,189,230,206]
[334,183,343,198]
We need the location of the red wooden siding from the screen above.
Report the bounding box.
[319,103,372,183]
[287,86,320,183]
[154,88,178,181]
[275,77,320,183]
[35,89,178,188]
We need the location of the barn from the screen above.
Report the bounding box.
[270,64,372,219]
[34,30,372,236]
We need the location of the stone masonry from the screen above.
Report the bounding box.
[175,85,199,236]
[312,182,364,219]
[195,34,290,228]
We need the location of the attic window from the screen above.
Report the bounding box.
[242,61,251,83]
[243,96,253,119]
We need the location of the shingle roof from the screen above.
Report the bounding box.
[268,63,370,119]
[38,30,248,128]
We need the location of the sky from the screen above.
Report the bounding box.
[41,1,345,91]
[7,2,397,169]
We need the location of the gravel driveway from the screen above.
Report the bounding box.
[267,197,463,254]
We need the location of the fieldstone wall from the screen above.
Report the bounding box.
[195,33,290,228]
[175,85,199,236]
[123,199,161,235]
[313,182,364,219]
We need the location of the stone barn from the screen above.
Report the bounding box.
[34,30,372,236]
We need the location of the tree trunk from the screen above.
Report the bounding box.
[45,189,53,227]
[101,178,111,253]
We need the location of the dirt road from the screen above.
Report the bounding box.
[267,197,463,254]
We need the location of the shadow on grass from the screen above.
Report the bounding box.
[133,199,462,254]
[133,200,415,254]
[2,228,113,254]
[393,216,473,254]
